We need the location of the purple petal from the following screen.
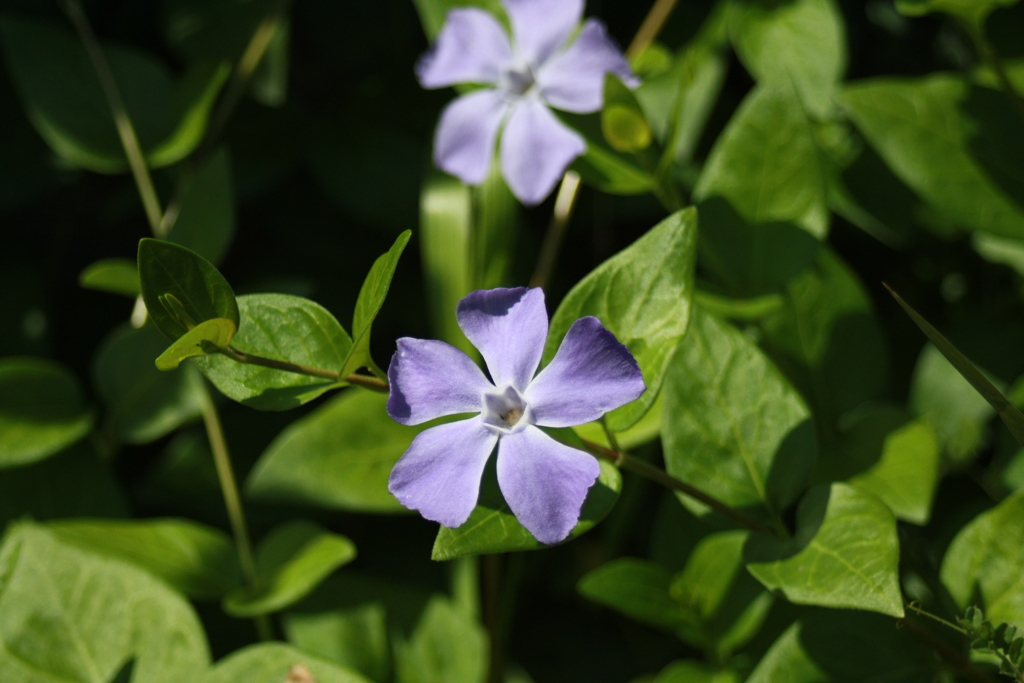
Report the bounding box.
[417,8,513,88]
[500,99,585,205]
[525,316,645,427]
[389,418,498,528]
[503,0,583,66]
[457,287,548,392]
[434,90,510,185]
[496,425,600,544]
[387,338,492,425]
[538,19,639,114]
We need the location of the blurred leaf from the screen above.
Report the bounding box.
[651,660,739,683]
[892,287,1024,450]
[166,148,236,265]
[760,248,888,428]
[565,111,655,195]
[729,0,847,117]
[195,293,352,410]
[602,76,653,153]
[746,609,935,682]
[0,522,210,682]
[662,309,816,520]
[693,289,784,320]
[431,457,621,560]
[410,0,503,39]
[47,517,241,600]
[973,232,1024,278]
[842,75,1024,239]
[394,596,488,683]
[283,602,390,682]
[0,356,93,468]
[246,389,413,513]
[577,558,682,630]
[93,323,205,444]
[156,317,237,370]
[163,0,278,63]
[203,643,372,683]
[475,159,519,291]
[250,17,289,107]
[0,17,223,172]
[341,230,411,377]
[826,405,940,525]
[545,208,697,431]
[745,483,904,617]
[941,490,1024,628]
[224,520,356,617]
[79,258,140,297]
[895,0,1018,26]
[138,238,240,341]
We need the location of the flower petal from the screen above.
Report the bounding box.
[525,316,645,427]
[496,425,600,544]
[389,418,498,528]
[387,338,493,425]
[434,90,510,186]
[538,19,639,114]
[500,99,585,205]
[503,0,583,66]
[417,8,513,88]
[456,287,548,392]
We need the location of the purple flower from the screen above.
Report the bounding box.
[386,287,645,544]
[417,0,638,205]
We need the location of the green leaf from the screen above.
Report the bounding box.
[573,391,665,451]
[565,111,655,196]
[409,0,503,38]
[662,309,816,520]
[651,660,740,683]
[283,602,390,682]
[842,74,1024,239]
[340,230,411,377]
[79,258,140,297]
[93,323,205,444]
[0,17,223,172]
[545,208,698,431]
[577,558,682,630]
[166,148,236,265]
[431,456,622,560]
[746,609,935,683]
[895,0,1018,26]
[0,522,210,682]
[163,0,277,63]
[138,238,240,341]
[744,483,904,617]
[47,517,241,600]
[155,317,237,370]
[824,405,941,525]
[941,490,1024,628]
[729,0,847,117]
[203,643,372,683]
[224,520,357,617]
[0,357,93,468]
[247,389,414,513]
[760,248,888,428]
[194,293,352,410]
[891,286,1024,450]
[394,596,488,683]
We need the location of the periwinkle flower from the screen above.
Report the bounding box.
[417,0,638,205]
[387,287,645,544]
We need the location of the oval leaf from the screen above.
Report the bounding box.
[544,207,698,431]
[138,238,239,341]
[155,317,237,370]
[0,357,93,468]
[744,483,904,617]
[223,520,357,617]
[78,258,140,297]
[194,293,353,410]
[203,643,372,683]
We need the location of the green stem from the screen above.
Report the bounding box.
[217,347,390,392]
[60,0,165,237]
[625,0,681,60]
[905,601,967,635]
[962,18,1024,121]
[196,383,272,641]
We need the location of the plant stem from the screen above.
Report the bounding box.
[905,601,967,635]
[197,384,272,641]
[217,347,390,392]
[578,438,778,536]
[900,617,998,683]
[625,0,681,60]
[962,19,1024,121]
[483,553,503,683]
[60,0,165,237]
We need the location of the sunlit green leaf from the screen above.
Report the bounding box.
[224,520,356,617]
[166,148,236,265]
[745,483,904,617]
[651,660,740,683]
[155,317,236,370]
[0,357,93,468]
[545,208,697,431]
[194,293,352,410]
[79,258,140,297]
[138,238,240,341]
[283,602,390,682]
[203,643,372,683]
[394,596,488,683]
[47,517,241,600]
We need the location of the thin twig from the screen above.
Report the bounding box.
[625,0,681,60]
[217,347,390,392]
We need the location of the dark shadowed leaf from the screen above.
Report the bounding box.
[166,148,236,265]
[79,258,140,297]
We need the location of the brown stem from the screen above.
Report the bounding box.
[219,347,390,392]
[625,0,681,59]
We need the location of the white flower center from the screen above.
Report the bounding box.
[481,385,531,433]
[500,62,536,98]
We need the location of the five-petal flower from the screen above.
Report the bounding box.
[417,0,638,205]
[386,287,645,544]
